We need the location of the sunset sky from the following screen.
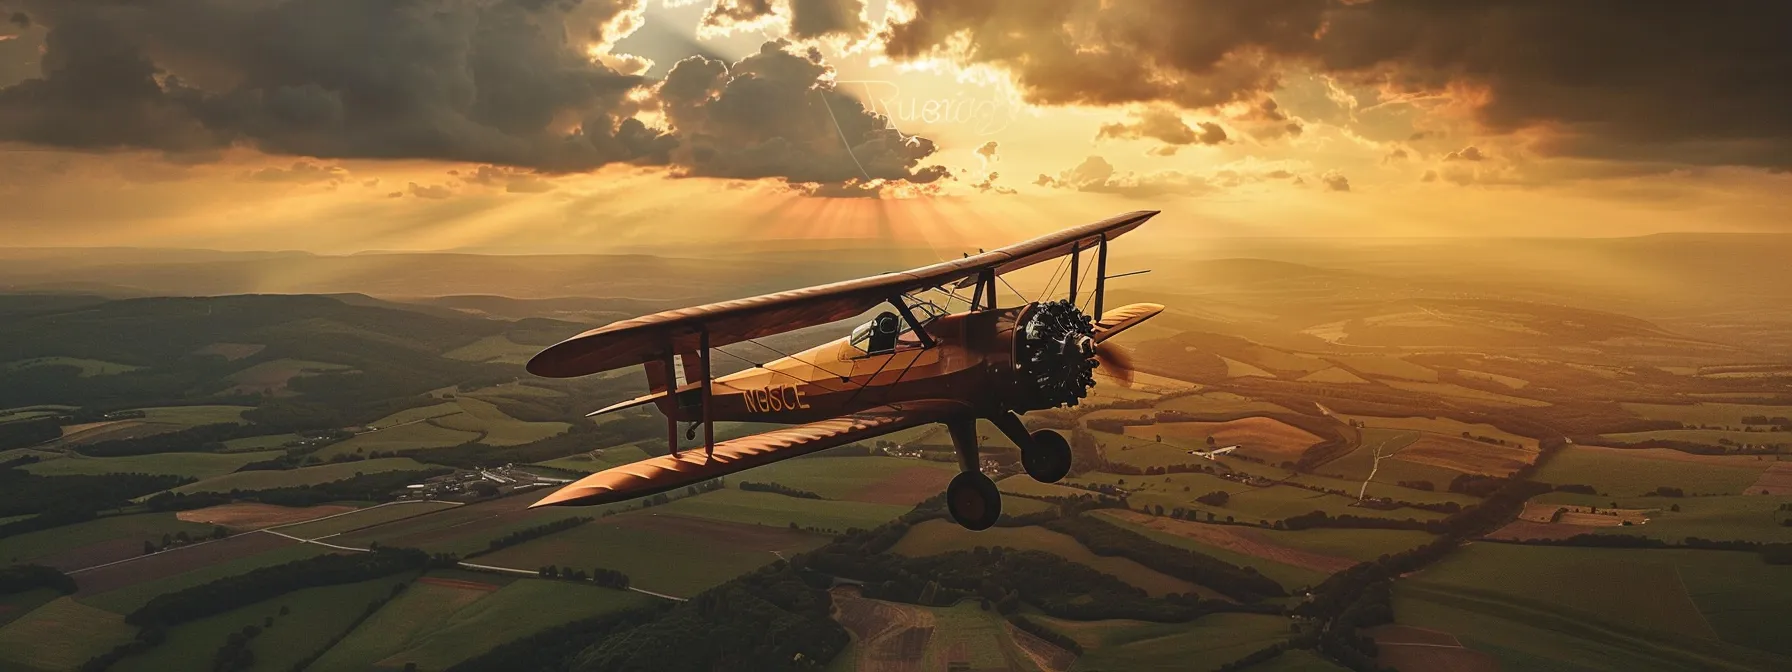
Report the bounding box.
[1,1,1788,254]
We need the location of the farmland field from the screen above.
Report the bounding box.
[738,455,956,503]
[0,597,138,671]
[224,358,351,394]
[1091,511,1330,589]
[377,578,654,670]
[444,334,538,364]
[130,405,254,426]
[1531,445,1771,496]
[1331,355,1438,382]
[78,542,334,614]
[330,491,603,557]
[1122,417,1324,463]
[0,512,216,568]
[1067,471,1447,525]
[176,502,357,530]
[429,396,568,446]
[1529,492,1792,544]
[1392,544,1792,670]
[477,512,828,597]
[1602,428,1792,449]
[1379,381,1551,407]
[1621,402,1792,427]
[272,500,461,539]
[318,421,482,458]
[169,457,438,494]
[220,432,302,452]
[892,519,1210,598]
[3,356,141,377]
[1155,391,1294,416]
[1038,612,1296,672]
[109,575,412,672]
[307,578,493,671]
[534,444,656,472]
[654,487,911,532]
[19,449,285,479]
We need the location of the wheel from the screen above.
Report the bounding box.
[946,470,1002,531]
[1022,429,1073,484]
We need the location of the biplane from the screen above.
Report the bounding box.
[526,211,1164,530]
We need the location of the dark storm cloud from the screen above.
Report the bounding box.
[880,0,1792,168]
[658,41,948,186]
[0,0,672,171]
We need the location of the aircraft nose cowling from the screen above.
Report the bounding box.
[1012,299,1098,410]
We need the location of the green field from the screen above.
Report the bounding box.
[1254,527,1435,561]
[169,457,436,494]
[655,487,911,533]
[1038,612,1297,672]
[0,597,138,671]
[1067,471,1445,526]
[1154,392,1295,416]
[110,575,413,672]
[444,334,538,364]
[377,578,654,670]
[1621,402,1792,427]
[429,396,568,446]
[307,580,490,671]
[476,515,825,597]
[129,405,253,426]
[319,422,482,458]
[79,543,335,614]
[1330,354,1439,382]
[728,455,956,501]
[329,499,603,558]
[1603,428,1792,449]
[1089,511,1328,590]
[272,501,461,540]
[892,519,1209,598]
[533,444,656,473]
[1532,492,1792,544]
[20,450,285,479]
[221,433,303,452]
[1532,445,1770,496]
[0,512,215,566]
[1392,544,1792,671]
[3,356,142,377]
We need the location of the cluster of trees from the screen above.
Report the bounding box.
[738,481,823,499]
[1006,614,1083,655]
[142,527,230,554]
[0,564,77,595]
[211,624,262,672]
[1492,532,1792,565]
[1396,479,1435,491]
[0,418,61,450]
[126,547,433,627]
[444,605,667,672]
[1041,515,1284,602]
[1195,490,1230,507]
[0,470,192,519]
[75,423,262,458]
[1648,486,1687,497]
[417,417,662,470]
[1279,510,1432,533]
[475,517,592,557]
[571,563,848,671]
[145,470,451,512]
[535,565,630,590]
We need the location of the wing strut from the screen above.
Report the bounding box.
[700,327,714,457]
[1095,234,1108,316]
[888,297,935,347]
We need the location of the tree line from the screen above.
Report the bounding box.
[471,517,592,558]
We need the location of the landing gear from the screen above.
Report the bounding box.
[946,418,1003,531]
[946,470,1002,531]
[1022,429,1072,484]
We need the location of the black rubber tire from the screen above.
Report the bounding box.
[946,470,1003,531]
[1023,429,1073,484]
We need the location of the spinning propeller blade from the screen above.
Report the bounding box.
[1094,341,1135,387]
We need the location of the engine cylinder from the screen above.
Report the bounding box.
[1007,300,1097,411]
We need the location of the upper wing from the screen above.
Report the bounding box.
[530,400,970,508]
[528,210,1159,378]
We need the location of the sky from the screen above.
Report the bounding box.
[1,0,1789,254]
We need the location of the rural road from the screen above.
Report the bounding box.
[66,501,689,602]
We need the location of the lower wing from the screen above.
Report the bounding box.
[531,400,971,508]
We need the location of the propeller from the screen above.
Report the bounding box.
[1094,341,1136,387]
